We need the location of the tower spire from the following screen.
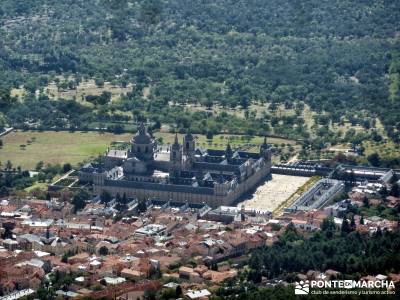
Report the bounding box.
[174,133,179,145]
[225,143,233,159]
[138,122,146,135]
[171,132,181,151]
[260,134,270,160]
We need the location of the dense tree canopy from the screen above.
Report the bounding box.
[0,0,399,154]
[248,221,400,282]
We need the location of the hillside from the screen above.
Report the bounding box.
[0,0,399,164]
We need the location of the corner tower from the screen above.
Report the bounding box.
[225,143,233,161]
[183,130,196,170]
[169,133,182,177]
[183,130,195,157]
[260,136,271,161]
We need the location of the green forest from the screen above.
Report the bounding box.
[207,221,400,300]
[248,221,400,282]
[0,0,399,163]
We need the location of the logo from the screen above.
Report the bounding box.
[344,280,354,289]
[293,279,396,296]
[295,280,310,295]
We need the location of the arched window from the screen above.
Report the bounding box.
[145,146,148,153]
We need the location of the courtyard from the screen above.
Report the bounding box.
[238,174,310,212]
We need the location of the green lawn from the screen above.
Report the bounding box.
[0,130,132,170]
[0,130,300,171]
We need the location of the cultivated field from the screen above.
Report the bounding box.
[0,130,132,170]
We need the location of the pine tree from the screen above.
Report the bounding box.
[390,183,399,197]
[116,193,121,203]
[341,217,352,234]
[363,196,370,208]
[137,199,147,213]
[100,190,111,203]
[350,214,356,228]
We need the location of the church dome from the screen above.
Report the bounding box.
[132,123,153,144]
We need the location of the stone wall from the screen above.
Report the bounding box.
[94,160,271,208]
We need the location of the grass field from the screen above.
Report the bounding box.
[363,139,400,158]
[45,79,133,102]
[0,130,299,170]
[154,132,298,150]
[178,102,269,119]
[0,130,132,170]
[11,78,134,104]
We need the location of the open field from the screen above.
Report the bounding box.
[363,139,400,158]
[172,102,299,121]
[237,174,310,212]
[156,132,301,162]
[45,79,134,102]
[11,78,134,103]
[0,130,132,170]
[0,130,300,170]
[177,102,270,119]
[154,132,298,151]
[328,138,400,162]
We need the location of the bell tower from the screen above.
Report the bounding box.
[225,143,233,162]
[169,133,182,178]
[260,136,271,161]
[183,130,195,157]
